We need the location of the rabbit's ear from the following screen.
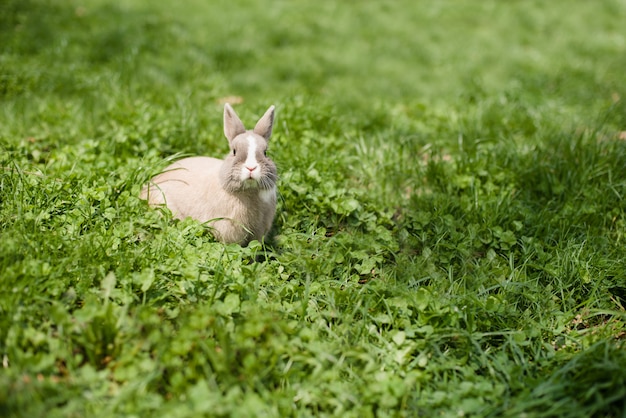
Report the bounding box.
[224,103,247,142]
[253,105,275,140]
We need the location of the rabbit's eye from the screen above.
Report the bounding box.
[233,149,237,156]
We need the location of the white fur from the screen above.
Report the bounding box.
[243,136,259,181]
[259,186,276,204]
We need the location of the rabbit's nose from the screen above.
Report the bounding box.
[246,165,257,172]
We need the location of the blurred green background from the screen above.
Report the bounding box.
[3,0,624,110]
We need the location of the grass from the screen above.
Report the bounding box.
[1,0,626,416]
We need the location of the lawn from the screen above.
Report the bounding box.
[1,0,626,416]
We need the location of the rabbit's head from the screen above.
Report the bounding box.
[219,103,277,193]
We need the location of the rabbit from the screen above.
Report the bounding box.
[140,103,278,246]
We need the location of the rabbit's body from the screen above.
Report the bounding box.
[141,104,277,245]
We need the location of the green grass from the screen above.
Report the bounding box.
[1,0,626,416]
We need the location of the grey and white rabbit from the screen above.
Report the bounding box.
[140,103,277,245]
